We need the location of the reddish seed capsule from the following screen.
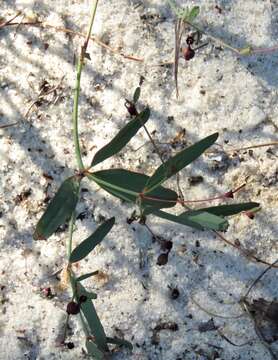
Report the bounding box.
[183,46,195,61]
[41,287,52,298]
[245,211,255,220]
[224,190,234,199]
[124,100,138,116]
[66,301,80,315]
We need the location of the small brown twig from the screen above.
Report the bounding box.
[242,258,278,300]
[0,11,22,29]
[2,20,144,63]
[228,142,278,154]
[0,122,18,129]
[191,295,244,319]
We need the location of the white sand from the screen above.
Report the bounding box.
[0,1,277,359]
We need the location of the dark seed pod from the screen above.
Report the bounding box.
[79,295,88,303]
[157,253,168,266]
[184,46,195,61]
[161,240,173,252]
[67,342,75,349]
[66,301,80,315]
[186,36,194,45]
[171,287,180,300]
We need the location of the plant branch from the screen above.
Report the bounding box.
[73,0,99,171]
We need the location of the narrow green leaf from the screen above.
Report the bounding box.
[81,290,97,300]
[91,108,150,167]
[70,277,97,300]
[186,6,200,22]
[33,176,80,240]
[153,208,229,231]
[198,202,260,217]
[153,209,204,230]
[78,282,108,352]
[144,133,218,193]
[106,337,133,351]
[133,87,141,103]
[77,271,99,282]
[70,217,115,263]
[89,169,177,210]
[86,340,105,360]
[180,211,229,231]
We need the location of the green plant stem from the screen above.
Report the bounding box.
[67,211,76,260]
[72,0,99,171]
[68,2,100,346]
[70,1,99,256]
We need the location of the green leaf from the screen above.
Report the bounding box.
[86,340,105,360]
[198,202,260,217]
[145,133,218,193]
[186,6,200,22]
[153,208,229,231]
[76,271,99,282]
[33,176,80,240]
[106,337,133,351]
[91,108,150,167]
[133,87,141,103]
[78,282,108,352]
[89,169,177,210]
[180,210,229,231]
[70,217,115,263]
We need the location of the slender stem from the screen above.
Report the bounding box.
[67,4,100,345]
[185,20,241,54]
[73,60,85,170]
[67,211,76,260]
[69,0,99,265]
[243,258,278,300]
[72,0,99,171]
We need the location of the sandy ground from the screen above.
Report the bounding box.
[0,0,278,359]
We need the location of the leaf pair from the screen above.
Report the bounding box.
[71,276,132,358]
[168,1,200,22]
[89,133,219,215]
[89,169,178,213]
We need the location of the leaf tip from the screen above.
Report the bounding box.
[33,231,46,241]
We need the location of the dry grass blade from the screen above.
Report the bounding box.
[0,122,18,129]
